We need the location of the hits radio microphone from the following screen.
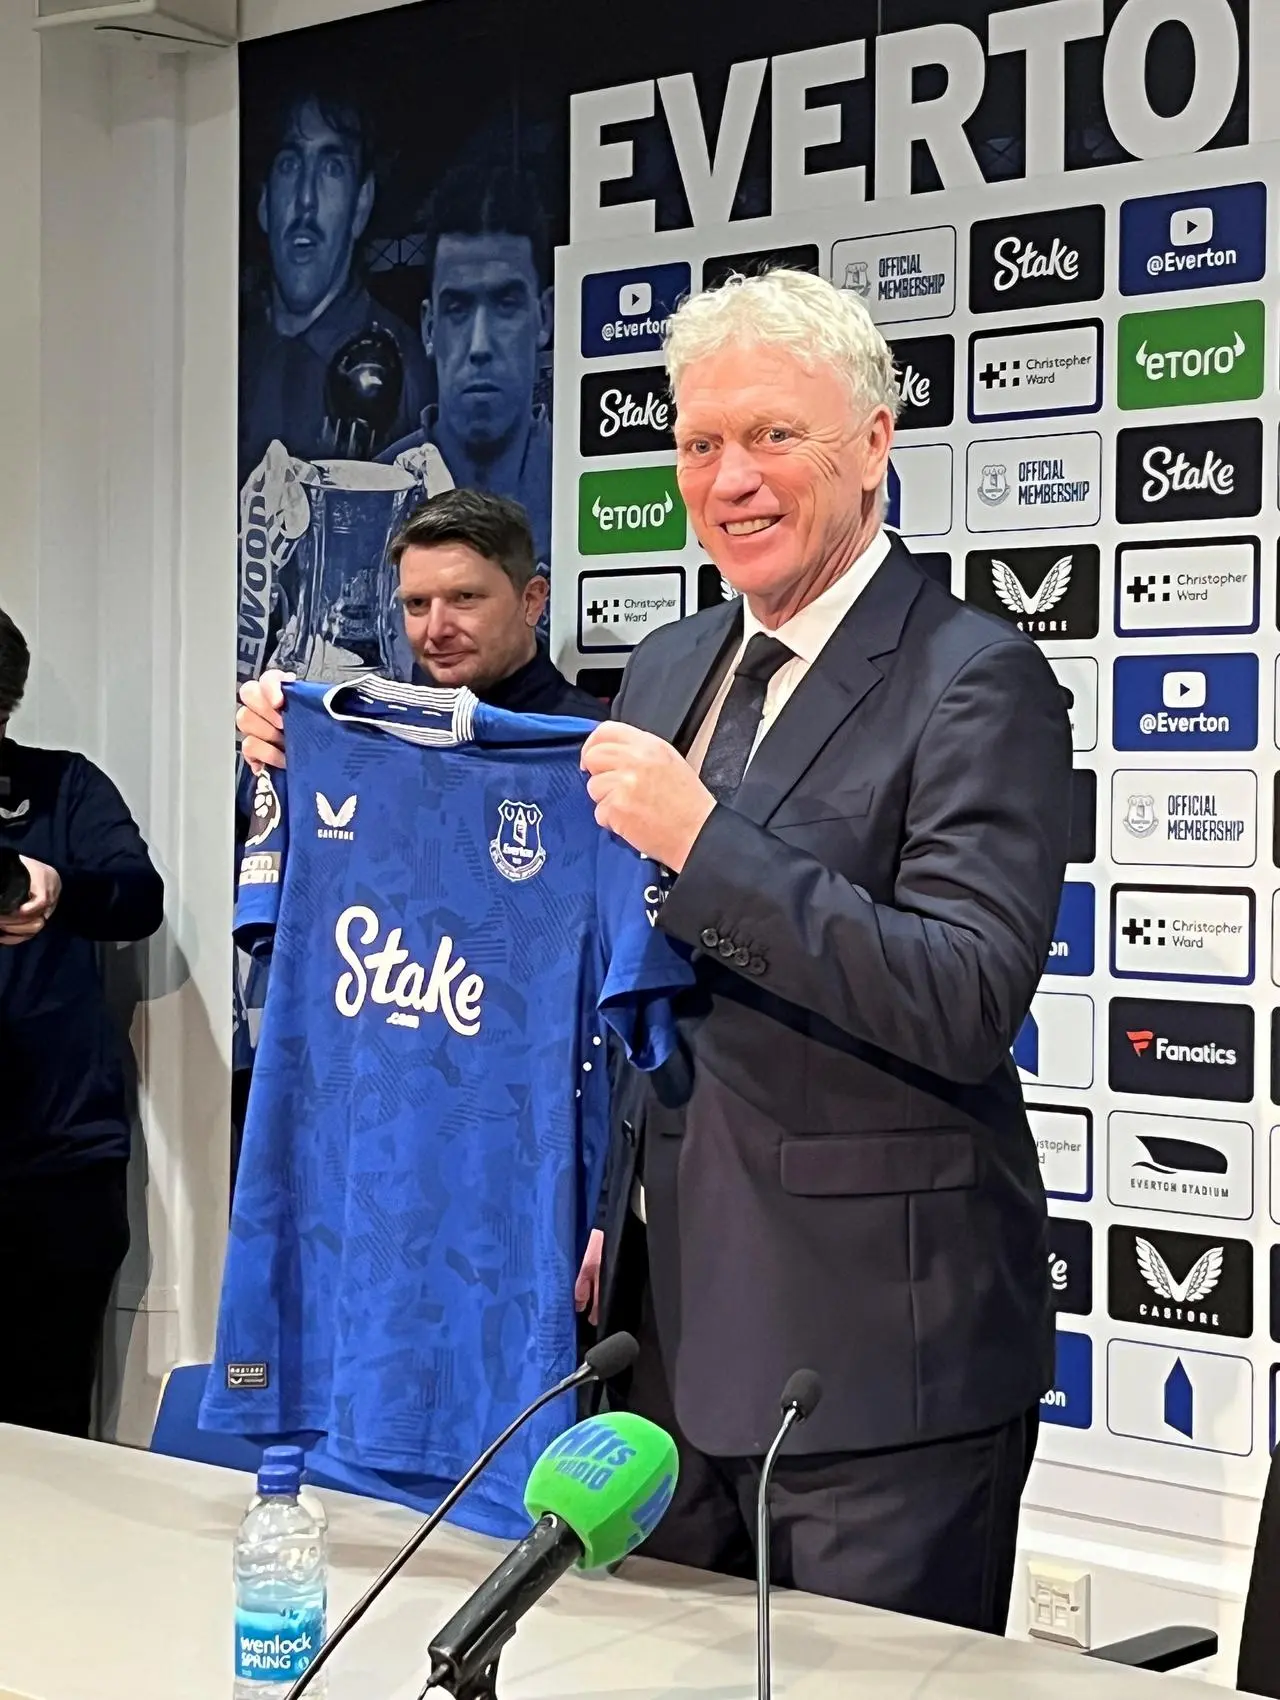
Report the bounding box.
[422,1410,679,1700]
[757,1369,824,1700]
[284,1331,638,1698]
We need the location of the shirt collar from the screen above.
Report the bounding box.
[740,527,892,664]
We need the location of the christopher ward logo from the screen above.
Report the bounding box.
[1116,538,1258,638]
[1118,300,1264,411]
[1112,654,1258,753]
[887,335,954,431]
[969,205,1105,314]
[1109,997,1253,1103]
[1111,769,1257,870]
[1108,1110,1253,1221]
[703,244,818,291]
[1111,885,1254,986]
[831,226,956,325]
[1115,419,1262,525]
[965,433,1101,533]
[968,320,1102,424]
[1031,1105,1092,1202]
[964,545,1099,640]
[1119,183,1267,297]
[1108,1224,1251,1338]
[1048,1217,1092,1315]
[578,467,686,555]
[580,262,690,358]
[579,366,673,457]
[578,568,684,653]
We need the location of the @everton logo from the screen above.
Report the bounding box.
[1124,794,1159,838]
[490,800,546,883]
[978,464,1010,506]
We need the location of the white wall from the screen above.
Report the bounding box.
[3,0,1263,1683]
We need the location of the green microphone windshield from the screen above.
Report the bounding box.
[523,1412,679,1571]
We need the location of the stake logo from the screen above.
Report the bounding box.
[1115,419,1262,524]
[969,206,1105,314]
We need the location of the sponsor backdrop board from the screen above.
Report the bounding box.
[240,1,1280,1520]
[546,4,1280,1507]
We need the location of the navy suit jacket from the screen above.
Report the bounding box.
[598,535,1072,1457]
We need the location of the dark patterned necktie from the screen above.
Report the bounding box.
[698,634,794,803]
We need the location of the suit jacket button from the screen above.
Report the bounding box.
[732,946,750,967]
[700,927,719,948]
[717,938,736,959]
[622,1119,636,1148]
[748,956,766,975]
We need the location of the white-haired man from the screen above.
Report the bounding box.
[578,269,1071,1631]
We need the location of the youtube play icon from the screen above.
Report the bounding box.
[1170,207,1213,247]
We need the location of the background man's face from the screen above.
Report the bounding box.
[259,99,373,320]
[426,233,550,453]
[396,542,546,692]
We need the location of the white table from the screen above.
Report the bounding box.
[0,1426,1220,1700]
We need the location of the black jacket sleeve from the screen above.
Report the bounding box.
[52,757,165,942]
[657,638,1072,1086]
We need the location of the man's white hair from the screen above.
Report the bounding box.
[664,267,902,420]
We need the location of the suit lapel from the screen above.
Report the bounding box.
[637,599,742,751]
[732,537,925,828]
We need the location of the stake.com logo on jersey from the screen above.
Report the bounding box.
[1109,997,1253,1104]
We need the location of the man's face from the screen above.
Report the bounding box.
[258,99,374,319]
[425,233,550,452]
[397,542,546,692]
[673,343,893,604]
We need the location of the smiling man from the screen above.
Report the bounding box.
[577,268,1072,1632]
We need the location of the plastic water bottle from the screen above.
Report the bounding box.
[254,1445,329,1537]
[234,1455,328,1695]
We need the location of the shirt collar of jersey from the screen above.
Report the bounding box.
[322,675,479,746]
[738,525,892,665]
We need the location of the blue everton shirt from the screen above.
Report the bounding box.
[201,678,690,1538]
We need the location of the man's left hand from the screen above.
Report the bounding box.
[0,857,63,946]
[581,723,715,872]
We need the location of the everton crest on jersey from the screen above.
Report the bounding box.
[202,676,692,1539]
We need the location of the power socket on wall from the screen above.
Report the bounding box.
[1026,1561,1092,1649]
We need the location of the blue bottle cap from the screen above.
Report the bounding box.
[256,1460,301,1497]
[262,1444,305,1468]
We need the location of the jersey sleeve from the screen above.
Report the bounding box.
[595,832,696,1071]
[234,767,289,956]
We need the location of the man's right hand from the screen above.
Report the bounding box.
[237,670,294,772]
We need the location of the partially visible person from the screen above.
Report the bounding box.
[0,609,164,1437]
[239,89,430,481]
[379,161,554,568]
[237,488,602,770]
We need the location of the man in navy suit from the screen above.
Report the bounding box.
[578,268,1071,1633]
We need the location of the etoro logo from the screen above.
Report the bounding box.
[1118,301,1264,410]
[578,467,686,555]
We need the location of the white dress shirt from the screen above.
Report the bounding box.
[685,526,892,774]
[630,526,892,1225]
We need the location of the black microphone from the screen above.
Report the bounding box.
[284,1332,638,1698]
[757,1370,823,1700]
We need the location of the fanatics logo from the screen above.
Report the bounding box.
[1109,997,1253,1103]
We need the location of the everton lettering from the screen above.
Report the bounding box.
[333,906,485,1037]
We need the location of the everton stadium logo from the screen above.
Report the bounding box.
[1124,794,1159,838]
[490,800,547,883]
[246,771,282,847]
[977,463,1011,506]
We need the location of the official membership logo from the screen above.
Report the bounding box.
[489,800,546,883]
[1124,796,1158,838]
[977,465,1009,505]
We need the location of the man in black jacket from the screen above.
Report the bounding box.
[0,609,164,1436]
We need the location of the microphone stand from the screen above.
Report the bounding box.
[755,1405,803,1700]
